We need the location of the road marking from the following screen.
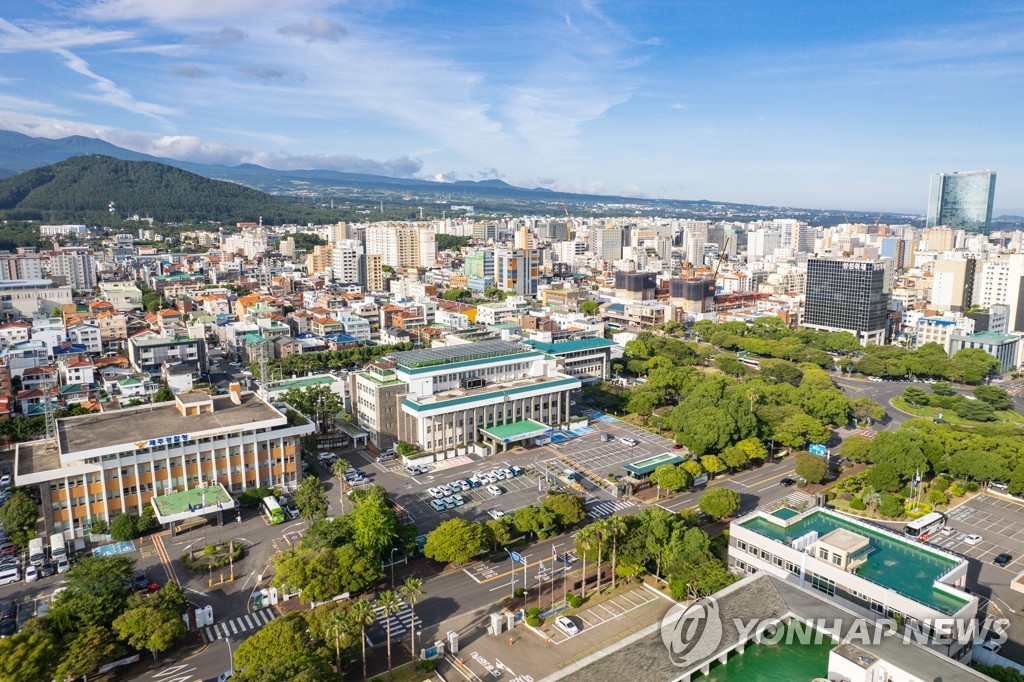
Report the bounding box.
[242,614,254,629]
[744,467,796,488]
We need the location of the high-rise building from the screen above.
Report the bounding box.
[305,244,334,275]
[926,171,996,230]
[591,226,623,263]
[977,254,1024,332]
[365,254,384,292]
[47,249,96,290]
[495,248,539,296]
[931,258,977,312]
[279,237,295,258]
[804,258,889,345]
[331,239,365,286]
[0,254,44,280]
[365,224,435,268]
[463,249,495,280]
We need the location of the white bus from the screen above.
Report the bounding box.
[905,512,946,541]
[49,533,66,560]
[28,538,45,565]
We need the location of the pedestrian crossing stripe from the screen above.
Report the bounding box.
[372,604,422,636]
[586,500,636,518]
[203,608,276,641]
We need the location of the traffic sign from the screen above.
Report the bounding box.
[809,444,827,457]
[509,551,523,563]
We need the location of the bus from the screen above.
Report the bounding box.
[28,538,45,566]
[49,533,66,560]
[905,512,946,542]
[738,356,761,370]
[261,496,285,525]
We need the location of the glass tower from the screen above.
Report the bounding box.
[926,171,996,230]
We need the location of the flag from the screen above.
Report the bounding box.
[552,546,557,559]
[539,561,546,572]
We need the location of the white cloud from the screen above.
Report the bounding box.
[82,0,334,23]
[671,102,688,110]
[168,62,211,78]
[184,26,247,48]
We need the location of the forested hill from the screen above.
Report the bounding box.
[0,155,306,223]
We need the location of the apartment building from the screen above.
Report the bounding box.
[365,224,436,269]
[128,334,208,375]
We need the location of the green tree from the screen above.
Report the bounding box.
[295,476,329,521]
[878,493,905,518]
[841,435,872,462]
[331,458,351,514]
[484,518,512,547]
[541,492,587,527]
[760,359,804,386]
[698,487,741,519]
[0,630,59,682]
[351,598,376,681]
[424,518,488,564]
[851,397,885,424]
[954,399,997,422]
[945,348,1000,384]
[680,460,705,479]
[931,381,954,396]
[735,438,768,464]
[395,441,417,458]
[233,614,333,682]
[350,486,399,556]
[700,455,724,475]
[0,491,37,546]
[113,597,188,661]
[49,556,136,635]
[719,446,749,472]
[580,300,600,315]
[280,385,343,433]
[441,288,472,301]
[902,386,931,407]
[625,389,662,421]
[794,451,829,484]
[865,460,904,492]
[109,513,144,541]
[152,386,174,403]
[650,464,689,493]
[974,386,1013,410]
[668,558,737,600]
[775,413,830,449]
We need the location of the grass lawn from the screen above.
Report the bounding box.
[890,396,1024,425]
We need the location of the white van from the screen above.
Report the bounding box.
[0,568,20,586]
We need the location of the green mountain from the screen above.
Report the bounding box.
[0,155,308,223]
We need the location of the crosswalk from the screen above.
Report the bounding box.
[204,608,277,641]
[586,499,636,519]
[755,491,815,515]
[369,603,422,642]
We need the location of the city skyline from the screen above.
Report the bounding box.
[1,2,1023,214]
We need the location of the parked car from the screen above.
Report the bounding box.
[130,572,150,591]
[982,640,1002,654]
[317,452,336,465]
[492,469,507,480]
[939,526,956,536]
[468,476,483,487]
[555,616,580,636]
[38,562,54,578]
[56,558,70,574]
[619,437,639,447]
[430,499,447,512]
[990,481,1009,491]
[406,464,428,476]
[509,466,525,477]
[0,475,11,488]
[0,601,12,621]
[994,553,1012,566]
[284,504,300,520]
[487,485,504,496]
[376,452,397,463]
[24,565,38,583]
[428,487,445,499]
[964,534,983,545]
[488,509,506,520]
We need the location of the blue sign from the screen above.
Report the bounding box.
[508,551,523,563]
[809,444,827,457]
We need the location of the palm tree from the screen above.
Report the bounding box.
[332,458,351,513]
[592,519,608,596]
[351,598,376,681]
[575,525,595,599]
[378,590,402,679]
[329,606,352,672]
[399,577,425,660]
[607,516,628,590]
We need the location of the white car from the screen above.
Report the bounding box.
[56,558,70,574]
[492,469,507,480]
[982,640,1002,654]
[0,475,10,488]
[620,437,639,447]
[555,616,580,636]
[24,565,38,582]
[488,509,507,520]
[428,487,445,499]
[964,534,983,545]
[487,485,504,496]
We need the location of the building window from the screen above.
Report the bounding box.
[818,548,830,561]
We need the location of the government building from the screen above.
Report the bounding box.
[14,384,314,537]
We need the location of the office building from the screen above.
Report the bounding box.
[351,340,580,452]
[591,226,624,263]
[926,171,996,230]
[804,259,889,345]
[914,316,973,353]
[521,338,615,384]
[729,507,976,660]
[495,248,539,297]
[948,331,1019,373]
[14,386,314,536]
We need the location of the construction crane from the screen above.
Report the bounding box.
[711,236,731,279]
[561,198,574,239]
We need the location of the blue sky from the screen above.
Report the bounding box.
[1,1,1022,214]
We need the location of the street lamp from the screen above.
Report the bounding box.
[226,635,235,674]
[389,547,399,588]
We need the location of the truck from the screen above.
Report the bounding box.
[49,533,66,561]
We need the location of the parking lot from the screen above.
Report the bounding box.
[540,413,677,481]
[537,585,663,645]
[931,493,1024,659]
[402,465,539,521]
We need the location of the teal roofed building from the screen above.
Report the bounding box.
[522,337,616,383]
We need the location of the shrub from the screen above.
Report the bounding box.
[526,616,542,627]
[420,661,438,673]
[949,484,966,498]
[514,588,525,599]
[966,482,980,492]
[927,489,948,506]
[878,494,904,518]
[566,593,583,608]
[849,498,866,510]
[527,607,540,618]
[237,486,277,509]
[89,519,108,535]
[180,542,244,572]
[929,475,951,492]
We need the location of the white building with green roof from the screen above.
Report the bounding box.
[351,339,580,454]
